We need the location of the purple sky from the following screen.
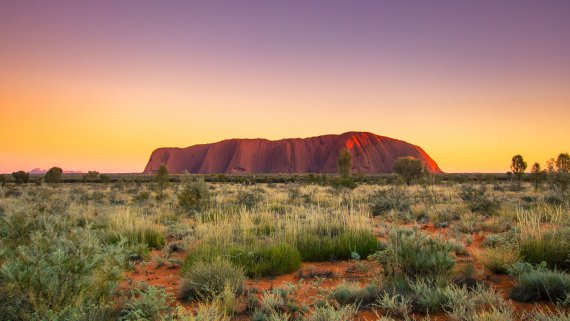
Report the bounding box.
[1,1,570,173]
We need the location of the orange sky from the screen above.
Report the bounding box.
[1,1,569,173]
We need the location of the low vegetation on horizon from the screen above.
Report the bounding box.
[1,152,570,320]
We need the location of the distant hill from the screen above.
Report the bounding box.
[143,131,442,174]
[28,168,83,174]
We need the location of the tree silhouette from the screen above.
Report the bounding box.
[510,155,527,180]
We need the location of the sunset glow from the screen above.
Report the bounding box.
[1,1,569,173]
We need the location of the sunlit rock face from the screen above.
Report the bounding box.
[143,132,442,174]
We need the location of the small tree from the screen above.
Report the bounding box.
[530,162,544,192]
[393,157,426,185]
[546,158,556,173]
[510,155,527,180]
[0,174,5,186]
[11,171,29,184]
[556,153,570,173]
[336,149,352,179]
[83,171,99,182]
[155,164,169,200]
[177,177,211,212]
[43,167,63,184]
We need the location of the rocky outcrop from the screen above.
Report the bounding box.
[143,132,442,174]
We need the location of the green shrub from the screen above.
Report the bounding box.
[509,263,570,303]
[179,259,245,302]
[11,171,29,184]
[30,303,119,321]
[408,279,448,313]
[374,229,455,280]
[43,167,63,184]
[0,215,126,315]
[119,283,171,321]
[236,188,266,210]
[331,177,357,190]
[132,191,150,203]
[458,185,499,216]
[0,283,33,321]
[329,282,382,306]
[371,187,410,216]
[178,178,211,212]
[393,157,426,185]
[303,302,358,321]
[375,292,412,318]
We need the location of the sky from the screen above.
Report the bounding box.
[1,0,569,173]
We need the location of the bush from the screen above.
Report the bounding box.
[0,215,125,315]
[178,178,211,212]
[408,279,448,313]
[331,177,357,190]
[119,283,171,321]
[371,187,411,216]
[458,185,499,216]
[509,263,570,303]
[443,283,507,320]
[236,188,266,210]
[479,247,520,274]
[132,190,150,203]
[179,259,245,302]
[43,167,63,184]
[11,171,29,184]
[374,229,455,280]
[329,282,382,306]
[303,302,357,321]
[295,228,379,261]
[375,292,412,318]
[0,283,33,321]
[393,157,426,185]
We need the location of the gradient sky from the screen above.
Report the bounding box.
[1,1,569,173]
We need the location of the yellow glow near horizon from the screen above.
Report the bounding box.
[1,69,568,173]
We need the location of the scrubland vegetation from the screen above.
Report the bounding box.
[1,154,570,320]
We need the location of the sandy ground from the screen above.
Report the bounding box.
[122,222,558,320]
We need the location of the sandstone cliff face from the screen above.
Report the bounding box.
[143,132,442,174]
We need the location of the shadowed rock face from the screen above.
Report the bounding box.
[143,132,442,174]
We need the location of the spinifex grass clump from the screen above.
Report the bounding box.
[287,208,380,261]
[329,281,383,306]
[179,259,245,302]
[509,263,570,303]
[228,242,302,277]
[293,226,379,261]
[374,229,455,281]
[185,205,377,277]
[479,247,521,274]
[104,207,165,249]
[517,206,570,270]
[184,241,301,278]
